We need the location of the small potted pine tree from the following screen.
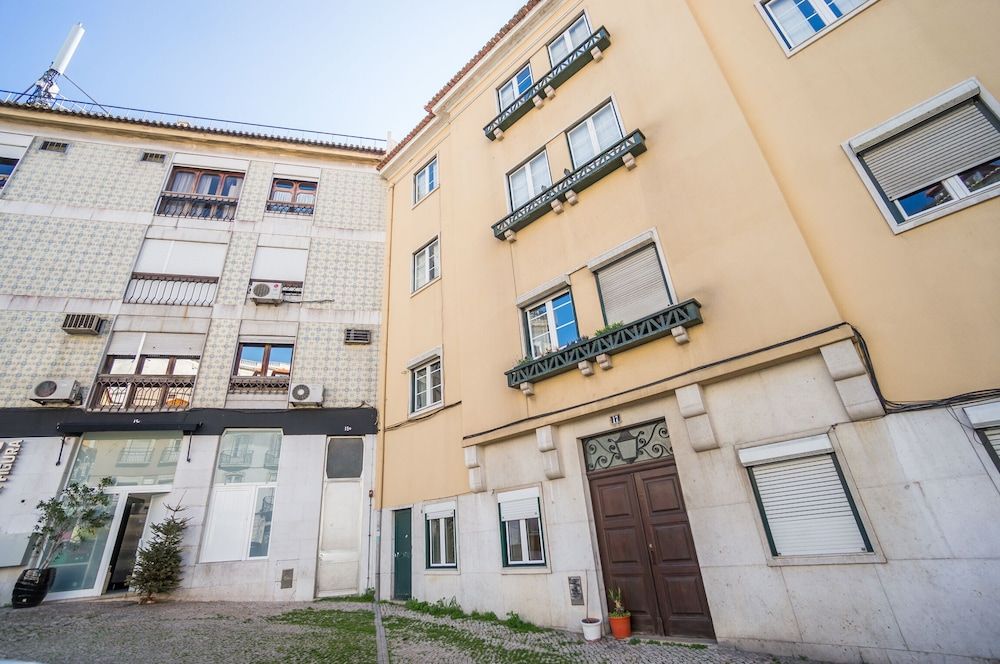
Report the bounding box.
[12,477,114,608]
[128,503,190,603]
[607,586,632,639]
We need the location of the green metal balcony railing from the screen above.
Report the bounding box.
[484,27,611,140]
[492,130,647,239]
[505,299,702,388]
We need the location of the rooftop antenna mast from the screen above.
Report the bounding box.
[24,23,86,107]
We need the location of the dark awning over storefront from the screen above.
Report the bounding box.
[0,407,378,438]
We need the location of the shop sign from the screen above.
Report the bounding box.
[0,439,22,490]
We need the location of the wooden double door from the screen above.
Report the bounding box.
[589,460,715,638]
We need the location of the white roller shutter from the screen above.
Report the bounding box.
[425,501,456,520]
[860,101,1000,200]
[750,454,870,556]
[251,247,308,282]
[141,333,206,356]
[135,239,227,277]
[499,498,539,522]
[983,427,1000,460]
[596,245,671,325]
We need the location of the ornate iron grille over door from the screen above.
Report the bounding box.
[583,420,672,472]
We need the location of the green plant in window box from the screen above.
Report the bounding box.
[516,356,534,367]
[607,586,632,639]
[594,322,624,337]
[12,477,114,608]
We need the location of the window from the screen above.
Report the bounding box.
[412,238,439,291]
[202,430,281,562]
[68,432,181,487]
[93,352,200,412]
[594,244,672,325]
[0,157,17,189]
[326,437,364,479]
[979,428,1000,473]
[762,0,870,50]
[548,14,591,65]
[524,291,579,358]
[963,402,1000,473]
[498,488,545,566]
[250,246,308,285]
[133,238,227,278]
[414,157,438,204]
[234,344,293,378]
[499,64,533,110]
[853,97,1000,228]
[567,102,624,168]
[425,502,457,568]
[508,152,552,209]
[410,358,442,413]
[740,435,872,557]
[267,179,317,215]
[158,167,244,220]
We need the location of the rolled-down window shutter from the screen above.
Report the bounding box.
[499,498,539,522]
[859,100,1000,201]
[596,245,671,325]
[750,454,870,556]
[425,501,456,520]
[983,428,1000,467]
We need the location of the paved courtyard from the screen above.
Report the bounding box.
[0,598,801,663]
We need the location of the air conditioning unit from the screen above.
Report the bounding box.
[62,313,103,335]
[250,281,283,304]
[288,383,323,407]
[29,379,80,405]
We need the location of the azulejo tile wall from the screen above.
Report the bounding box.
[302,238,384,310]
[0,310,106,408]
[314,168,385,231]
[235,161,274,222]
[293,323,379,407]
[191,318,241,408]
[215,232,257,306]
[0,214,145,297]
[2,138,166,212]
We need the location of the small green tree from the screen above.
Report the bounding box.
[128,503,190,603]
[34,477,114,569]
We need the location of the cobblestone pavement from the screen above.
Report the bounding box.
[0,598,804,663]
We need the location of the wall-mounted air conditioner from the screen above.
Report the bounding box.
[249,281,283,304]
[29,379,80,405]
[288,383,323,407]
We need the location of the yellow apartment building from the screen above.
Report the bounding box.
[374,0,1000,661]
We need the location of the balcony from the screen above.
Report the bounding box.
[218,449,254,469]
[484,26,611,140]
[228,375,290,394]
[492,130,646,240]
[156,192,238,221]
[265,200,314,216]
[90,374,195,412]
[505,299,703,389]
[124,273,219,306]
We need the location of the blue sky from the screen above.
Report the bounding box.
[1,0,527,142]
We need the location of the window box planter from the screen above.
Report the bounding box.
[492,130,646,240]
[484,27,611,140]
[505,299,702,388]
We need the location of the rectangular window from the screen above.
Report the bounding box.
[93,344,201,413]
[740,435,872,557]
[202,430,281,562]
[566,102,624,169]
[763,0,869,50]
[414,157,438,204]
[855,98,1000,227]
[267,178,317,215]
[233,343,293,378]
[68,432,182,487]
[158,167,244,220]
[410,358,442,413]
[412,238,440,291]
[425,502,457,568]
[595,245,672,325]
[524,291,579,358]
[508,152,552,210]
[547,14,591,66]
[498,64,533,110]
[498,488,545,566]
[250,246,308,284]
[0,157,18,189]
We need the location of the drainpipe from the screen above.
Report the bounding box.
[373,179,395,600]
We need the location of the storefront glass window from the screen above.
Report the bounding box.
[69,432,182,486]
[49,495,118,593]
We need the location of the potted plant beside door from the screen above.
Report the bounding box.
[11,477,113,608]
[607,586,632,639]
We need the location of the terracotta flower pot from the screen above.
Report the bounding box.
[609,614,632,640]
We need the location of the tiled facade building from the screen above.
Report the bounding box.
[0,101,386,603]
